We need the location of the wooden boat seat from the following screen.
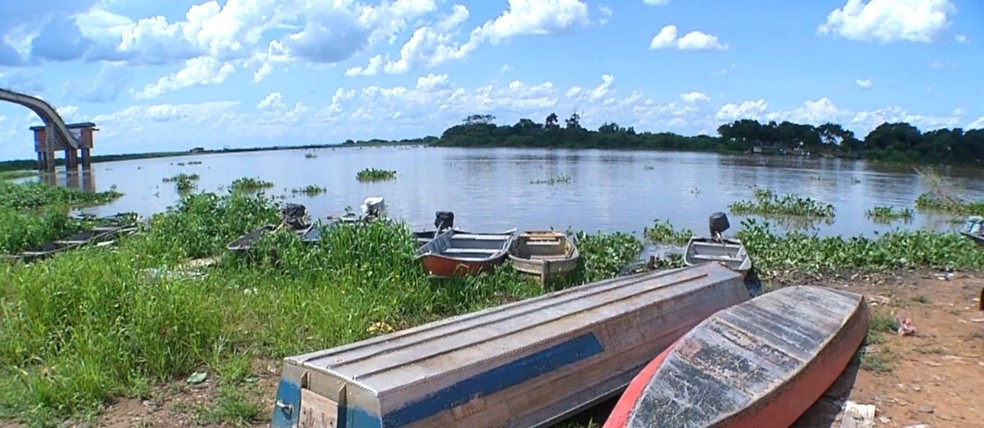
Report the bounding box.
[529,255,567,261]
[442,248,500,254]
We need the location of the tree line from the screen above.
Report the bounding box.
[433,113,984,164]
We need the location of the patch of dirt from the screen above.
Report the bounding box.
[58,270,984,427]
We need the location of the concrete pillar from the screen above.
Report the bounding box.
[37,152,45,171]
[46,151,56,172]
[66,170,80,189]
[82,171,95,193]
[81,148,91,170]
[65,150,78,170]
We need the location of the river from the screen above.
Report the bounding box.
[31,146,984,238]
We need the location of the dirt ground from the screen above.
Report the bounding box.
[18,269,984,428]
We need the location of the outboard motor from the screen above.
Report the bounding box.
[434,211,455,231]
[280,203,309,230]
[709,212,730,240]
[360,197,386,219]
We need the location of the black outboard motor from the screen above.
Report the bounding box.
[709,212,730,240]
[281,203,309,230]
[434,211,455,231]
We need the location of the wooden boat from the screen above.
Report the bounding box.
[226,223,311,253]
[960,216,984,247]
[604,285,869,428]
[508,230,580,283]
[412,228,468,248]
[683,237,752,276]
[11,225,133,263]
[414,229,517,277]
[271,263,751,428]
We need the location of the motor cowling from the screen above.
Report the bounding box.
[360,197,386,218]
[434,211,455,231]
[709,212,730,238]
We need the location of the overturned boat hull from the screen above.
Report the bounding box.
[605,286,869,428]
[271,263,750,428]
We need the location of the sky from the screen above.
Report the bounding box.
[0,0,981,160]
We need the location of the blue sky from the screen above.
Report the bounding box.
[0,0,981,159]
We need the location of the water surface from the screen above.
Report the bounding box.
[35,146,984,238]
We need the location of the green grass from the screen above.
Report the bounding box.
[356,168,396,182]
[729,188,835,218]
[0,179,645,426]
[0,170,36,181]
[861,347,898,373]
[915,193,984,215]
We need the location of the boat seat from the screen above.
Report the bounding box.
[451,234,510,241]
[442,248,500,254]
[692,254,739,263]
[525,241,561,246]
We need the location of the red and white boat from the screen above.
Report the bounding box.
[604,285,869,428]
[414,229,516,277]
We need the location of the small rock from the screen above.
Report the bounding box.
[923,361,942,367]
[912,384,922,392]
[879,416,892,424]
[918,406,935,414]
[904,425,929,428]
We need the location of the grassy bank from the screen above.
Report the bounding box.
[0,181,642,426]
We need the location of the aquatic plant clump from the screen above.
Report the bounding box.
[643,219,694,245]
[735,218,984,277]
[162,173,200,192]
[915,193,984,215]
[865,205,914,222]
[729,188,835,218]
[530,174,572,185]
[291,185,327,196]
[356,168,397,182]
[229,177,274,193]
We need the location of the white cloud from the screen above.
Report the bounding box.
[968,116,984,130]
[565,86,582,98]
[856,79,872,89]
[783,98,849,125]
[954,33,967,43]
[818,0,956,43]
[345,54,384,77]
[680,91,710,103]
[416,73,450,90]
[928,60,957,69]
[851,105,962,133]
[598,5,613,25]
[715,100,768,122]
[587,74,615,102]
[135,56,236,99]
[650,25,727,50]
[474,0,589,44]
[257,92,286,110]
[642,0,670,5]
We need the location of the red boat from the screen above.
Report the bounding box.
[604,286,869,428]
[414,229,516,277]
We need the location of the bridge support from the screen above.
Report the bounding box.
[31,122,97,172]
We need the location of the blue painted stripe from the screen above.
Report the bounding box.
[270,379,302,428]
[380,332,605,427]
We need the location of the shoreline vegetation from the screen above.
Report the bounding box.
[2,173,984,425]
[2,116,982,173]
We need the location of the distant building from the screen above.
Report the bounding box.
[190,147,206,153]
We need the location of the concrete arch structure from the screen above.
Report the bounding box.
[0,88,79,149]
[0,88,97,171]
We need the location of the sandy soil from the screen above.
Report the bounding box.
[15,269,984,428]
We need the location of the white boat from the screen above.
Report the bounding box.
[270,263,750,428]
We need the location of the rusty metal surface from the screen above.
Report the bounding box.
[626,286,865,428]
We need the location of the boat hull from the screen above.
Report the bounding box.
[508,231,580,283]
[683,237,753,276]
[417,253,505,277]
[605,286,869,428]
[414,230,515,277]
[272,264,751,428]
[961,231,984,248]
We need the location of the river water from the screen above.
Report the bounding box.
[32,146,984,238]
